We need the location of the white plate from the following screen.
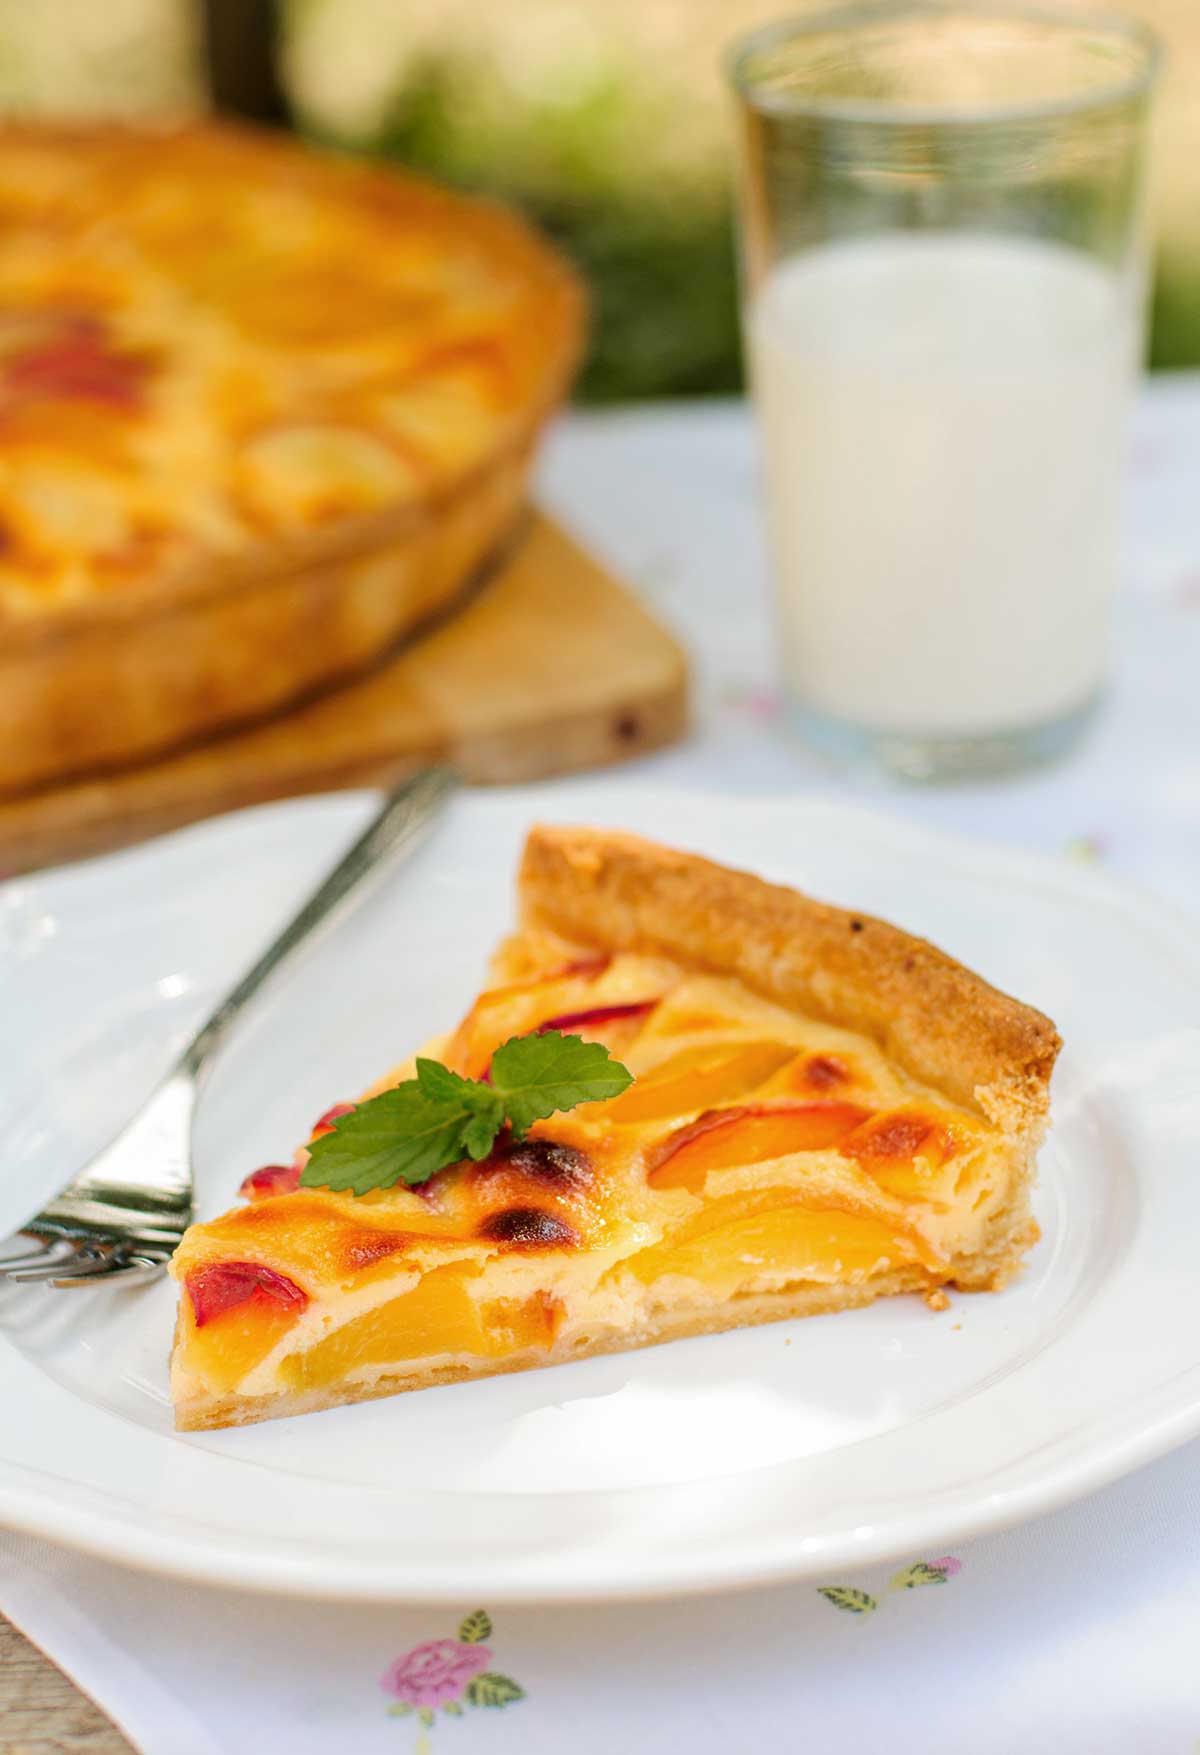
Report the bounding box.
[2,783,1199,1603]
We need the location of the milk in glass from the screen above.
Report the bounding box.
[748,232,1137,738]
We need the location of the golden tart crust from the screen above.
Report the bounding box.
[518,827,1061,1133]
[170,829,1061,1431]
[0,122,584,792]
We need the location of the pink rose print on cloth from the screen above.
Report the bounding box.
[818,1556,965,1617]
[382,1611,524,1739]
[382,1639,490,1709]
[925,1555,963,1578]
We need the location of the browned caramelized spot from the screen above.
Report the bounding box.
[842,1112,940,1164]
[478,1207,579,1249]
[802,1055,849,1092]
[337,1229,411,1273]
[489,1139,593,1190]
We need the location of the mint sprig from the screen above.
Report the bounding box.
[490,1029,637,1134]
[299,1031,633,1197]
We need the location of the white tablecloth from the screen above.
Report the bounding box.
[5,386,1200,1752]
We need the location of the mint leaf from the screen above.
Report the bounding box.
[415,1059,503,1157]
[415,1058,491,1116]
[300,1081,478,1196]
[296,1032,633,1196]
[488,1030,634,1139]
[461,1106,503,1159]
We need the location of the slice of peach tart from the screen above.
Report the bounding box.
[170,827,1061,1430]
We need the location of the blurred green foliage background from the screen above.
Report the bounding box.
[366,62,742,402]
[281,0,1200,396]
[0,0,1197,398]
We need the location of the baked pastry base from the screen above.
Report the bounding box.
[174,1268,931,1431]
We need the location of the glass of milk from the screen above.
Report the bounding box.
[729,4,1160,779]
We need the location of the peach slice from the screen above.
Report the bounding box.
[481,1290,564,1353]
[647,1101,869,1191]
[239,1162,302,1201]
[239,1105,356,1199]
[484,956,610,999]
[448,966,631,1076]
[477,1000,659,1082]
[536,1000,657,1035]
[607,1041,797,1125]
[5,315,149,410]
[178,1302,304,1394]
[187,1261,308,1326]
[839,1108,960,1201]
[555,956,612,981]
[180,1263,309,1393]
[236,425,419,528]
[278,1264,487,1391]
[621,1193,927,1293]
[312,1102,356,1138]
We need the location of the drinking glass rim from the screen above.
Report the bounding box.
[727,1,1162,127]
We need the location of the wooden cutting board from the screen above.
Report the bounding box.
[0,514,687,876]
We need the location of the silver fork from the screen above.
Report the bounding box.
[0,767,455,1289]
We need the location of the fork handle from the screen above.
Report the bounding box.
[180,768,456,1079]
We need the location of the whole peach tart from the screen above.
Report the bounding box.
[170,827,1061,1430]
[0,122,583,792]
